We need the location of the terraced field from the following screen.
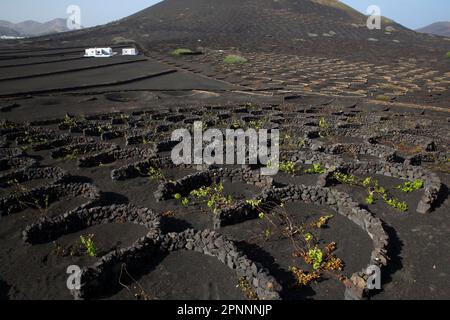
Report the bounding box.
[1,95,449,300]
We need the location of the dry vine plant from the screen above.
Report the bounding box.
[118,263,153,300]
[250,200,346,287]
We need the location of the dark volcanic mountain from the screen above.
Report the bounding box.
[24,0,449,63]
[0,0,448,106]
[0,25,20,37]
[417,21,450,37]
[0,18,70,37]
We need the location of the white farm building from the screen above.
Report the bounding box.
[122,48,138,56]
[84,47,114,58]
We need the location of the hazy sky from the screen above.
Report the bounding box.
[0,0,449,29]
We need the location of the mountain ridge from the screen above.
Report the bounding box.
[0,25,20,37]
[0,18,71,37]
[416,21,450,37]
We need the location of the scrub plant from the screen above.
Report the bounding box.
[120,113,130,124]
[142,136,153,145]
[62,146,79,161]
[376,95,391,102]
[396,180,423,193]
[34,194,50,215]
[319,117,328,129]
[366,191,375,205]
[6,179,50,216]
[333,171,357,185]
[223,55,248,64]
[248,117,269,130]
[0,121,19,129]
[280,132,292,149]
[332,171,410,212]
[298,138,306,148]
[80,234,97,257]
[64,151,78,161]
[310,214,334,229]
[62,114,76,128]
[385,198,408,212]
[147,166,166,182]
[230,117,244,129]
[318,117,330,137]
[279,160,298,175]
[52,241,81,257]
[305,163,327,174]
[119,263,152,300]
[175,182,233,215]
[237,277,259,300]
[246,199,262,209]
[97,125,112,135]
[53,234,100,258]
[19,132,48,146]
[171,48,194,56]
[279,126,306,152]
[6,178,27,193]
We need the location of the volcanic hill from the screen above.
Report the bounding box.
[0,0,449,105]
[0,19,71,37]
[417,21,450,37]
[23,0,449,59]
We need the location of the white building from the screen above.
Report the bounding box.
[122,48,138,56]
[0,36,24,40]
[84,47,114,58]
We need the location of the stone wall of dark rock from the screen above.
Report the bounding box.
[72,227,281,301]
[23,204,158,245]
[0,166,68,188]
